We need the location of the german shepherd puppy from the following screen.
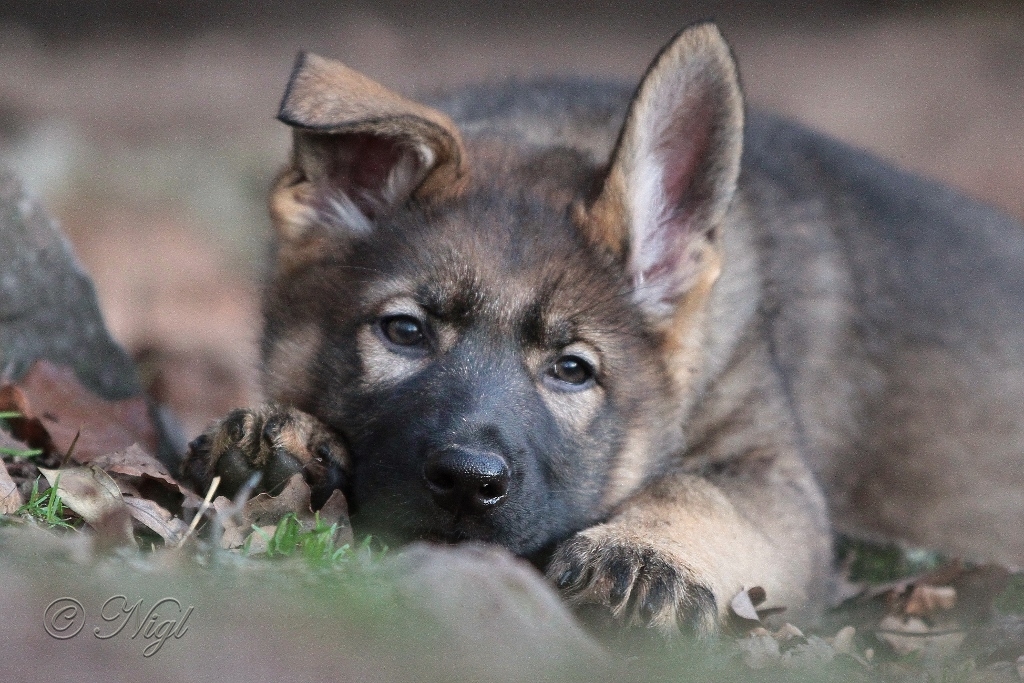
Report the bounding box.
[183,22,1024,635]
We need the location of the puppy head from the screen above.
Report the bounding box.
[262,23,744,554]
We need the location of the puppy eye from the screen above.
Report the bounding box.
[381,315,426,346]
[548,355,594,387]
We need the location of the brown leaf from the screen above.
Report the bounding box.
[905,584,957,616]
[0,361,160,463]
[91,443,174,483]
[0,388,51,452]
[848,559,1012,630]
[319,490,352,541]
[92,444,203,509]
[0,459,22,513]
[123,496,189,544]
[39,465,135,547]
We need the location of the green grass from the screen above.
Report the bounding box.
[0,445,43,458]
[243,512,387,569]
[16,476,76,530]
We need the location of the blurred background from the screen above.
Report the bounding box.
[0,0,1021,436]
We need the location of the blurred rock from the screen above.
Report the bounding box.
[388,542,609,680]
[0,527,613,683]
[0,167,180,462]
[0,166,138,399]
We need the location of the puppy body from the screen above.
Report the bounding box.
[185,24,1024,633]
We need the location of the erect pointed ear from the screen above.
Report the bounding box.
[581,23,743,324]
[271,52,468,245]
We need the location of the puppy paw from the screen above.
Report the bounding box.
[547,529,718,638]
[181,404,348,506]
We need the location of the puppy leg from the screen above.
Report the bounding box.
[548,449,830,638]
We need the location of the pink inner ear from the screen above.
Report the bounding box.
[637,97,715,288]
[658,96,714,230]
[324,133,409,218]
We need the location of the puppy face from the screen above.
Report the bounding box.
[262,25,742,554]
[263,188,676,555]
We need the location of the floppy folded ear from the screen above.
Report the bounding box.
[583,23,743,324]
[271,52,468,242]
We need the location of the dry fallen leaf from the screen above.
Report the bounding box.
[0,459,22,514]
[122,496,189,544]
[0,361,160,463]
[778,635,836,668]
[843,559,1012,642]
[39,465,135,547]
[91,443,175,485]
[319,490,349,529]
[905,584,957,616]
[876,614,965,658]
[92,444,203,509]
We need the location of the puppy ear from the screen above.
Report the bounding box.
[271,52,468,243]
[582,23,743,324]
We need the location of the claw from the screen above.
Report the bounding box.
[549,534,718,636]
[181,404,349,507]
[607,555,636,609]
[557,566,580,589]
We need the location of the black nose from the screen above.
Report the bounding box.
[423,447,510,514]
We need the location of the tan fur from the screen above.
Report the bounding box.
[546,25,831,628]
[282,52,468,201]
[279,52,469,202]
[535,377,606,439]
[356,325,429,388]
[184,20,1024,636]
[267,168,331,277]
[573,471,810,630]
[595,259,724,510]
[269,51,471,273]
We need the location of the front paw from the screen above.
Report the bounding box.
[547,529,718,638]
[181,403,348,506]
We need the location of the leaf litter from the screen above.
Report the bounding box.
[0,360,343,555]
[3,360,1024,681]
